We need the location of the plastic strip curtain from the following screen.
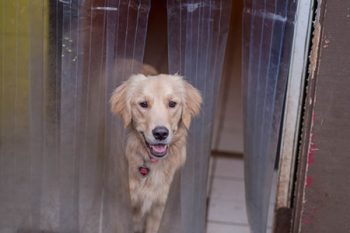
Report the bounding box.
[242,0,297,232]
[165,1,231,233]
[0,0,150,232]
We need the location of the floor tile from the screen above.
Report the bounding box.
[207,197,248,224]
[207,158,248,226]
[207,156,277,232]
[210,178,245,201]
[207,222,250,233]
[212,157,244,179]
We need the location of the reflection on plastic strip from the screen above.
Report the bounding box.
[183,3,203,12]
[244,8,287,22]
[92,7,118,11]
[59,0,71,4]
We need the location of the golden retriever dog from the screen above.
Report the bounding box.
[110,74,202,233]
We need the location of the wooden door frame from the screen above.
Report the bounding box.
[291,0,350,232]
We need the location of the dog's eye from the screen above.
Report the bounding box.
[169,101,177,108]
[139,101,148,108]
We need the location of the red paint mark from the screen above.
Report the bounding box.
[306,176,313,187]
[303,215,311,225]
[302,207,319,226]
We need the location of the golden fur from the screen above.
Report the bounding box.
[110,74,202,233]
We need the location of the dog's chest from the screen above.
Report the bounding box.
[130,165,174,208]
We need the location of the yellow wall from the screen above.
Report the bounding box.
[0,0,48,128]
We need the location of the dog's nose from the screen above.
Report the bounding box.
[152,126,169,141]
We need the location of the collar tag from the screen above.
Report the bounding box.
[138,166,150,177]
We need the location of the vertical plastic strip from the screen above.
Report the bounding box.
[242,0,297,232]
[0,1,150,232]
[166,1,232,233]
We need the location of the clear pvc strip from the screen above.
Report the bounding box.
[0,1,150,232]
[165,1,232,233]
[242,0,297,232]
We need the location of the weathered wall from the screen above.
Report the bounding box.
[293,0,350,232]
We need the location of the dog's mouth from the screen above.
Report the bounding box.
[147,143,168,162]
[141,133,169,163]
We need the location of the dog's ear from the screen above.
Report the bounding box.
[182,81,202,129]
[110,80,132,128]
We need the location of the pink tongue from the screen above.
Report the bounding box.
[152,145,167,153]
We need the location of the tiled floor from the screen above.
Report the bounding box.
[206,156,250,232]
[206,156,276,233]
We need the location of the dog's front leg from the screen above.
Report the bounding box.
[132,205,146,233]
[145,203,165,233]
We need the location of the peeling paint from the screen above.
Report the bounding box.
[307,132,319,167]
[306,112,316,167]
[323,38,330,48]
[308,22,321,80]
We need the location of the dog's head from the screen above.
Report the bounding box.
[110,74,202,161]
